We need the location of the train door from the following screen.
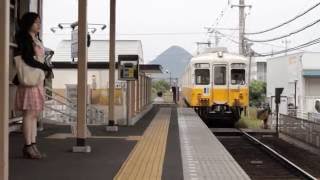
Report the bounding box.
[212,64,228,105]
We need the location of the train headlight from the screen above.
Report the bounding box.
[218,51,224,58]
[239,93,244,99]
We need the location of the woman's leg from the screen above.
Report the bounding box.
[22,110,42,159]
[30,110,45,157]
[23,110,34,145]
[31,110,40,144]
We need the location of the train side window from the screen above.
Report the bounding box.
[195,69,210,85]
[214,66,226,85]
[231,69,246,85]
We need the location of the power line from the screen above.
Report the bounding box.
[44,32,210,36]
[212,2,231,28]
[219,31,314,54]
[246,1,320,35]
[214,31,288,49]
[245,18,320,42]
[254,37,320,57]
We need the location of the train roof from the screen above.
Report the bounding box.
[191,52,248,63]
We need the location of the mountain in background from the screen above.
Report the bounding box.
[149,46,192,79]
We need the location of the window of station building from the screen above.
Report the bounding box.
[214,66,226,85]
[195,69,210,85]
[231,69,246,85]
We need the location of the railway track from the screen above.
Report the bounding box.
[213,129,317,180]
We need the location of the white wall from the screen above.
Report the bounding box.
[267,54,304,114]
[52,69,122,89]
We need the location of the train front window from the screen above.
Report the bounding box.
[214,66,226,85]
[195,69,210,85]
[231,69,246,85]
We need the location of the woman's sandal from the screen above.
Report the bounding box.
[23,145,42,159]
[31,143,46,158]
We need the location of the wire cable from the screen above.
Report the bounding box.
[246,1,320,35]
[254,37,320,56]
[246,18,320,42]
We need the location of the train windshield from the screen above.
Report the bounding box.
[195,69,210,85]
[214,66,226,85]
[231,69,246,85]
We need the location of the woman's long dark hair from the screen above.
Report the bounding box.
[15,12,41,46]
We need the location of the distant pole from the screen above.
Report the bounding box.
[248,54,252,115]
[276,103,279,136]
[294,80,297,110]
[246,43,253,116]
[275,88,284,137]
[214,32,220,47]
[108,0,116,126]
[247,43,253,86]
[170,72,172,87]
[282,39,291,55]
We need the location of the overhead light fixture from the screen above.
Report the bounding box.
[58,24,64,29]
[101,25,107,30]
[50,28,56,33]
[91,28,97,34]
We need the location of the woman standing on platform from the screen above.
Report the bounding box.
[13,12,53,159]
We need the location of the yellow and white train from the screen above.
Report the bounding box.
[181,48,249,124]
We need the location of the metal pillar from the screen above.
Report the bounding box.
[136,78,140,113]
[146,77,148,104]
[108,0,116,126]
[73,0,90,152]
[276,103,280,137]
[294,80,297,109]
[149,78,152,104]
[0,0,9,179]
[139,75,143,110]
[232,0,251,55]
[144,76,146,106]
[126,81,131,126]
[130,81,136,118]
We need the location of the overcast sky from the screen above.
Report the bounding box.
[43,0,320,62]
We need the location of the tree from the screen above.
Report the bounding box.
[152,80,170,94]
[249,80,266,107]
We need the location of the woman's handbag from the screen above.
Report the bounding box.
[14,55,45,86]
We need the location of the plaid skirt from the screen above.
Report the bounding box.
[15,83,45,111]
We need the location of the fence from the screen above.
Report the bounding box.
[42,87,106,125]
[279,114,320,149]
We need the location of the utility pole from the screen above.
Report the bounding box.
[232,0,251,55]
[214,32,221,47]
[282,39,291,55]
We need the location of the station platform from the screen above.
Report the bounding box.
[10,104,250,180]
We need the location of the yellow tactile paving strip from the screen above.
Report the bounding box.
[114,108,171,180]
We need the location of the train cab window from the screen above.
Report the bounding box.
[231,69,246,85]
[214,66,226,85]
[195,69,210,85]
[194,63,210,68]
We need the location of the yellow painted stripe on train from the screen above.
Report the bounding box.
[114,108,171,180]
[182,87,249,107]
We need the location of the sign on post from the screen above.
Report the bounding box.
[118,55,139,81]
[71,27,78,59]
